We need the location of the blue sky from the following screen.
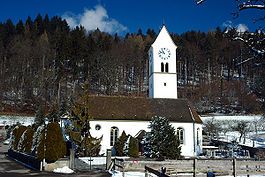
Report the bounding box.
[0,0,264,35]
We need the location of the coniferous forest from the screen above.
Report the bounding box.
[0,14,264,115]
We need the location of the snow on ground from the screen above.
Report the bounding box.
[0,115,34,126]
[53,166,74,174]
[214,131,265,150]
[200,115,263,122]
[201,115,265,149]
[110,171,156,177]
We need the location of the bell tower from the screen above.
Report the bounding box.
[148,25,178,99]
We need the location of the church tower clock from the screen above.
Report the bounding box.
[149,25,178,99]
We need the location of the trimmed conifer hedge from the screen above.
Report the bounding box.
[114,131,128,156]
[12,125,27,150]
[36,122,66,162]
[128,136,139,158]
[18,126,34,153]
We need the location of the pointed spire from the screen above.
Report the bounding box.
[160,19,166,30]
[152,25,177,49]
[162,19,166,26]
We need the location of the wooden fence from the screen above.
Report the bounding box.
[145,165,170,177]
[122,158,265,177]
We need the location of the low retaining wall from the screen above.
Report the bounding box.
[8,149,41,170]
[79,157,107,165]
[8,149,70,172]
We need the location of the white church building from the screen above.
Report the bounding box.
[87,25,203,157]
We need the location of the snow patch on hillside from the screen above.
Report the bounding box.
[0,115,34,126]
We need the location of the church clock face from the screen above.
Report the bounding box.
[158,47,171,60]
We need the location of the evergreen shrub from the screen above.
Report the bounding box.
[114,131,128,156]
[37,122,66,162]
[12,125,27,150]
[128,136,139,158]
[17,126,34,153]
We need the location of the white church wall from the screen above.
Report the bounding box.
[171,122,192,156]
[172,122,203,157]
[152,74,177,99]
[90,120,150,155]
[195,123,203,155]
[90,120,200,157]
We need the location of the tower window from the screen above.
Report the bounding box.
[165,63,169,73]
[164,83,166,86]
[161,62,164,72]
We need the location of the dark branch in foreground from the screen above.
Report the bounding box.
[196,0,265,11]
[239,3,265,11]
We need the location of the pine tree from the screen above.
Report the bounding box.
[68,94,102,157]
[35,105,45,126]
[147,116,181,159]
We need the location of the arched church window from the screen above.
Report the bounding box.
[176,127,184,144]
[197,128,200,146]
[165,62,169,73]
[110,126,119,146]
[161,62,164,72]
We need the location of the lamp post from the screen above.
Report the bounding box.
[43,118,49,170]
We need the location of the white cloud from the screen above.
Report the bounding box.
[62,5,128,34]
[222,20,249,33]
[236,24,249,33]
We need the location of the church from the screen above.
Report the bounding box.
[86,25,203,157]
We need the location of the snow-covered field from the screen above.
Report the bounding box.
[217,131,265,149]
[0,115,34,126]
[201,114,265,150]
[200,115,263,122]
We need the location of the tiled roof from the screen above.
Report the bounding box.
[84,96,202,124]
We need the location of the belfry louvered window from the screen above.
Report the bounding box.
[161,62,164,72]
[165,62,169,72]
